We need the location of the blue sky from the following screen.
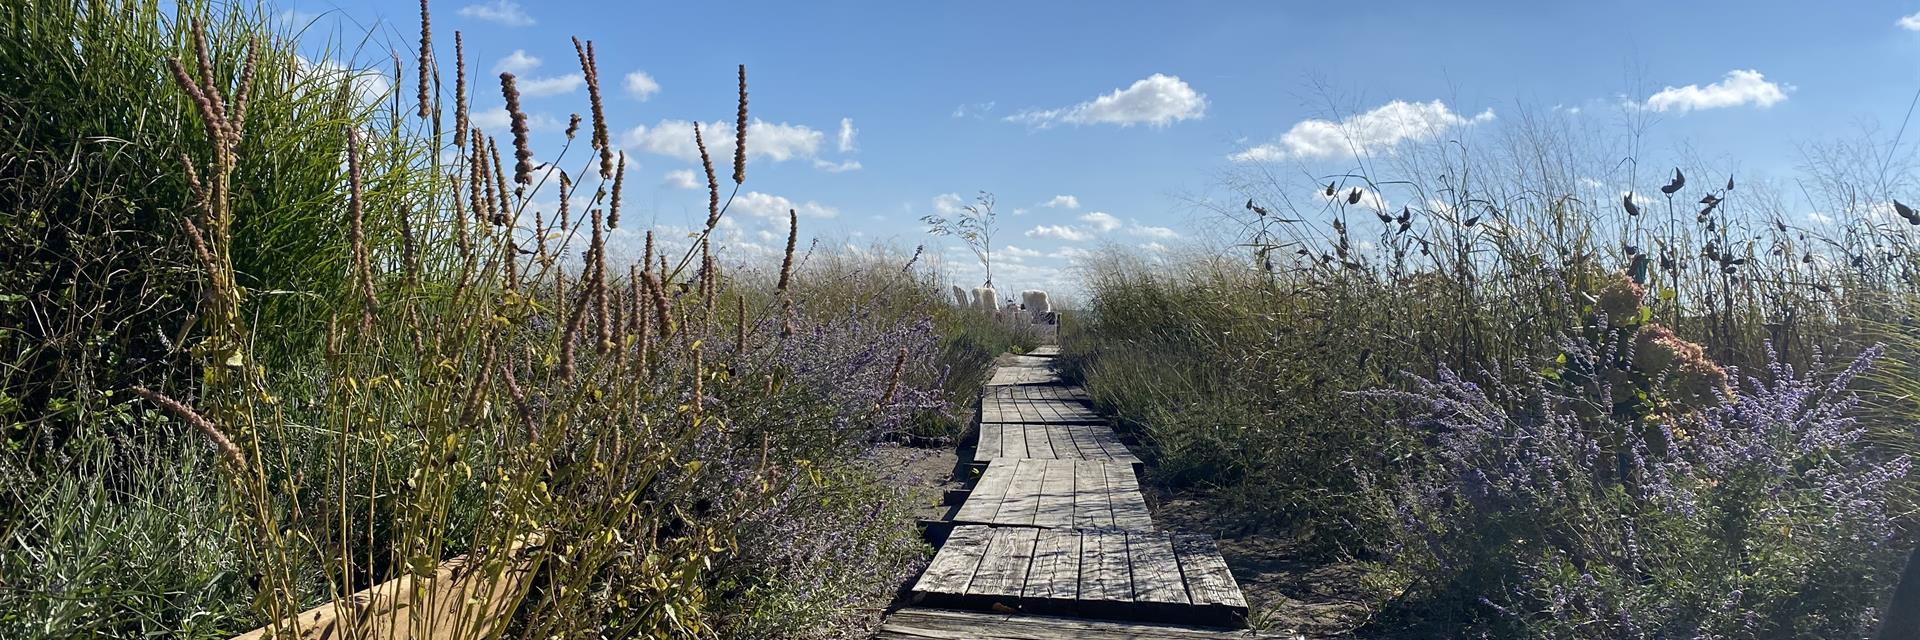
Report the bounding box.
[284,0,1920,298]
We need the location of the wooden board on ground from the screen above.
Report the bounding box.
[980,398,1104,425]
[985,385,1090,402]
[953,460,1153,531]
[972,423,1139,466]
[986,356,1061,386]
[877,608,1287,639]
[909,526,1251,627]
[1027,345,1062,357]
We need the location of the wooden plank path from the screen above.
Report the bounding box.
[888,350,1253,634]
[953,459,1153,530]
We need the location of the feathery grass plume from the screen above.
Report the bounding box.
[634,268,653,372]
[129,387,247,470]
[572,37,613,179]
[451,175,472,260]
[608,152,626,229]
[645,271,673,338]
[179,216,218,280]
[454,31,468,147]
[696,122,721,228]
[556,170,572,231]
[700,238,714,307]
[736,294,747,354]
[228,39,259,150]
[877,347,907,407]
[777,209,798,292]
[417,0,432,118]
[346,128,376,333]
[565,113,581,139]
[499,363,537,441]
[733,64,748,184]
[501,72,533,185]
[593,209,611,351]
[781,297,795,338]
[628,264,642,333]
[691,342,704,419]
[488,135,511,223]
[468,138,490,222]
[188,19,227,133]
[166,58,226,159]
[642,230,655,277]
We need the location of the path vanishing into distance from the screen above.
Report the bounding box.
[877,348,1285,639]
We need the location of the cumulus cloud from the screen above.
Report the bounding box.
[493,49,540,74]
[952,101,996,119]
[1900,11,1920,30]
[931,193,967,216]
[662,169,699,189]
[1231,99,1493,162]
[458,0,533,26]
[728,191,838,219]
[1042,195,1079,209]
[1640,70,1790,113]
[624,71,660,101]
[518,73,583,97]
[1026,224,1091,241]
[1322,185,1390,211]
[623,119,824,164]
[1002,245,1044,259]
[1079,212,1123,232]
[836,118,857,153]
[1007,74,1206,128]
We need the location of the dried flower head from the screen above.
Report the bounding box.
[733,64,748,185]
[1596,270,1644,326]
[500,72,533,185]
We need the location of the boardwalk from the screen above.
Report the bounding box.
[881,348,1263,638]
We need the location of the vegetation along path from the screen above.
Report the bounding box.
[878,349,1283,639]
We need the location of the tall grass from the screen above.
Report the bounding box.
[1,2,1022,638]
[1060,107,1920,636]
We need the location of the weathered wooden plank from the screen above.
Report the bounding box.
[1000,424,1030,461]
[976,423,1002,461]
[1072,457,1115,529]
[1103,462,1155,530]
[996,459,1047,526]
[1023,529,1080,601]
[1034,460,1077,528]
[1172,536,1247,610]
[878,607,1272,639]
[1128,534,1190,605]
[967,527,1040,598]
[1025,420,1057,459]
[914,526,992,596]
[1079,529,1132,602]
[954,461,1015,523]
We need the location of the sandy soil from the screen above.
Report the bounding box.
[1148,490,1385,638]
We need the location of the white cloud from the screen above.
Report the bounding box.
[1043,195,1080,209]
[1640,70,1790,113]
[518,74,582,97]
[1007,73,1207,128]
[728,191,838,219]
[1051,246,1091,260]
[1808,211,1835,225]
[295,56,390,105]
[836,118,857,153]
[1900,11,1920,30]
[458,0,533,26]
[624,71,660,101]
[623,119,824,163]
[1129,224,1179,239]
[1026,224,1091,241]
[952,101,996,119]
[932,193,967,216]
[1079,211,1123,232]
[1002,245,1044,259]
[1231,99,1494,162]
[465,108,560,133]
[1140,242,1170,253]
[493,49,540,74]
[812,159,862,173]
[663,169,699,189]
